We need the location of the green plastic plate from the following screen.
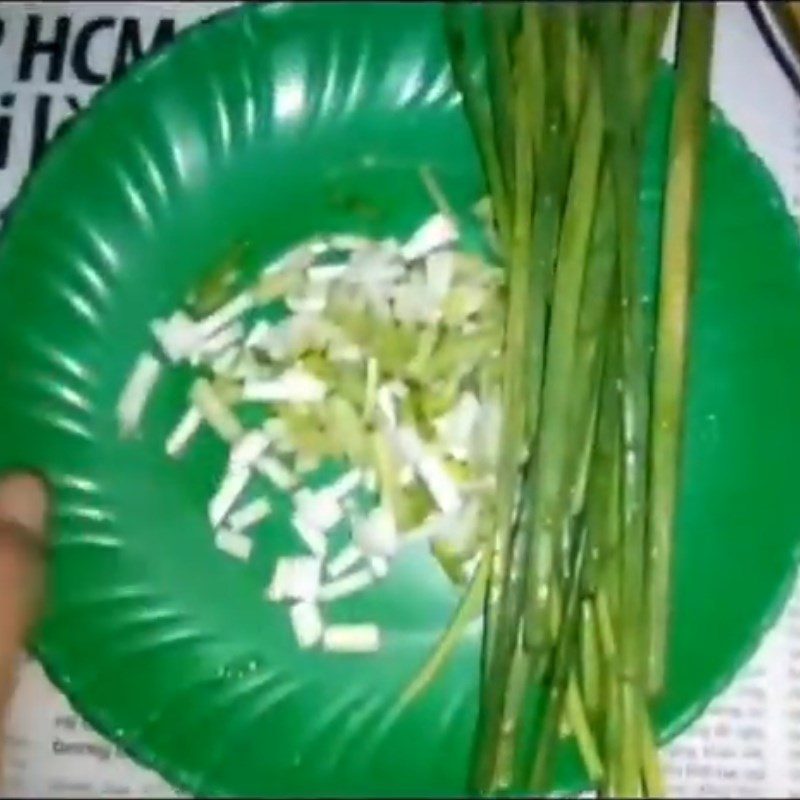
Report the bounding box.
[1,4,799,797]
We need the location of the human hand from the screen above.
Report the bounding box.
[0,473,48,775]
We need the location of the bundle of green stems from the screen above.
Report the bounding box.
[405,3,716,796]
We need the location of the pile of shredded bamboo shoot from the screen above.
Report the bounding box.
[118,210,505,654]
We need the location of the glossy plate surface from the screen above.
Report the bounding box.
[0,4,799,797]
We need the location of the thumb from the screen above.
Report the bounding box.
[0,472,49,715]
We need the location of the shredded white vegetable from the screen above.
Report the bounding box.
[151,312,201,363]
[286,280,328,314]
[199,320,245,357]
[192,379,243,443]
[196,292,253,339]
[327,469,362,502]
[166,406,203,458]
[434,392,481,462]
[270,555,322,602]
[267,559,290,601]
[209,467,251,527]
[368,556,389,578]
[290,601,324,649]
[431,500,481,556]
[214,527,253,561]
[255,455,297,491]
[401,213,458,262]
[245,320,273,350]
[242,369,327,403]
[230,430,271,470]
[392,427,462,513]
[211,346,241,374]
[117,352,161,436]
[228,497,271,532]
[292,513,329,557]
[322,624,381,653]
[425,250,456,301]
[294,488,342,535]
[353,506,398,558]
[318,567,374,602]
[326,543,364,578]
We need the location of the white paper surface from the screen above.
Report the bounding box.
[1,2,799,797]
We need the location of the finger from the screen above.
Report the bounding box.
[0,472,49,714]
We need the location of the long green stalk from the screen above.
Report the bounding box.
[627,3,676,128]
[523,65,604,653]
[563,174,619,763]
[472,10,547,790]
[646,1,715,696]
[483,5,518,203]
[587,301,623,627]
[483,5,540,666]
[523,4,570,440]
[579,600,602,717]
[485,20,607,791]
[562,3,586,142]
[528,521,591,792]
[597,9,654,793]
[431,4,711,796]
[568,168,617,518]
[399,556,489,708]
[476,5,583,782]
[444,6,510,244]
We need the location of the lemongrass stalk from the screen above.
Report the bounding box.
[484,4,538,657]
[519,2,575,448]
[483,4,519,201]
[604,669,622,798]
[589,320,624,637]
[499,584,605,788]
[565,670,605,782]
[595,581,665,798]
[518,223,610,800]
[641,701,666,798]
[521,3,565,441]
[477,445,543,791]
[527,6,574,315]
[481,2,563,684]
[444,6,510,244]
[477,20,552,782]
[399,555,489,708]
[579,600,602,717]
[522,2,546,161]
[596,14,653,793]
[595,590,618,663]
[562,3,586,141]
[523,66,604,653]
[617,681,643,795]
[528,522,590,792]
[567,167,617,517]
[477,467,536,791]
[493,463,601,791]
[476,11,588,789]
[627,3,676,128]
[647,1,715,696]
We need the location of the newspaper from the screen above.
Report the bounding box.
[0,2,798,797]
